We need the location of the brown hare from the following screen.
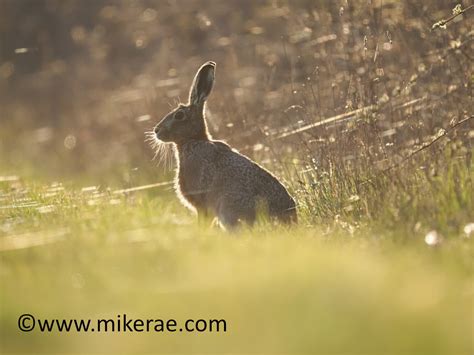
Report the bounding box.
[152,61,297,229]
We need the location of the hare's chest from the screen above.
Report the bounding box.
[176,159,209,210]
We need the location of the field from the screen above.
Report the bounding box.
[0,179,472,353]
[0,0,473,354]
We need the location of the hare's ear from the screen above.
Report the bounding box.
[189,61,216,106]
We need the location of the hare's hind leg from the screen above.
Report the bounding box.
[216,198,256,230]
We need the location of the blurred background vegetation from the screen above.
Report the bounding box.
[0,0,472,229]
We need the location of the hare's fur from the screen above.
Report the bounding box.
[154,61,296,228]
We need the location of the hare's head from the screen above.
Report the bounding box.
[154,61,216,145]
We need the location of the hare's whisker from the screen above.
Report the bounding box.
[147,137,173,171]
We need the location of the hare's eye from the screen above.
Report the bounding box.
[174,111,185,121]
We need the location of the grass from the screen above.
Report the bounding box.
[0,171,472,354]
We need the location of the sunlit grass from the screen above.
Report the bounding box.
[0,175,472,354]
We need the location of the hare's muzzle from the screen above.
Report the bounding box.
[154,126,163,137]
[154,125,168,141]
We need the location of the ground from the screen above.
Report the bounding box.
[0,180,472,354]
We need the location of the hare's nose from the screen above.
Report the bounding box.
[154,126,166,138]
